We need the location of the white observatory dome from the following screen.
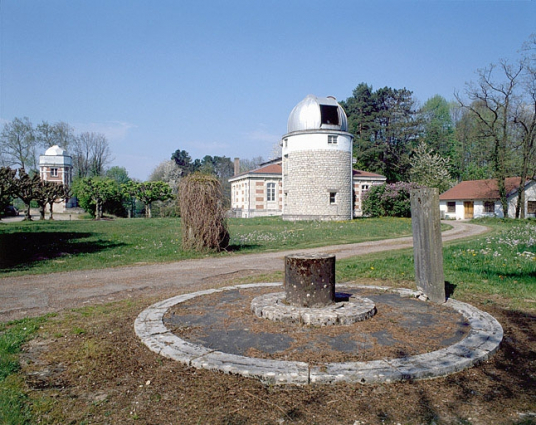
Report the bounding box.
[287,94,348,133]
[44,145,67,156]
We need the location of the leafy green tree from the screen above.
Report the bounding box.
[452,104,495,180]
[0,167,16,219]
[72,177,121,219]
[410,142,453,193]
[135,181,174,218]
[34,180,67,220]
[121,180,139,218]
[341,84,421,182]
[106,166,131,185]
[171,149,194,175]
[13,168,41,220]
[420,95,456,159]
[362,182,421,217]
[0,117,37,172]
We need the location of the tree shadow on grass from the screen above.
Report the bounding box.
[225,243,263,253]
[0,231,124,272]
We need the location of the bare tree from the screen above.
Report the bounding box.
[239,156,265,173]
[72,132,112,178]
[512,34,536,217]
[0,117,37,171]
[455,61,523,217]
[36,121,75,151]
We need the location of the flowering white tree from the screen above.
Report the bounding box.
[410,142,453,194]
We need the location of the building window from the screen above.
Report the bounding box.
[50,168,58,177]
[329,192,337,204]
[328,135,338,144]
[528,201,536,214]
[484,201,495,213]
[267,182,276,202]
[361,184,369,191]
[447,202,456,213]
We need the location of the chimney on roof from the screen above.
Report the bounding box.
[234,158,240,176]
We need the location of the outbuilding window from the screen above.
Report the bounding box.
[484,201,495,213]
[447,202,456,213]
[266,182,276,202]
[528,201,536,214]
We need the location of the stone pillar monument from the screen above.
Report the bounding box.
[284,254,336,307]
[410,188,446,303]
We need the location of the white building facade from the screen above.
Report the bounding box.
[228,161,283,218]
[439,178,536,220]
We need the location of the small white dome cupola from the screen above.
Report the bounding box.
[287,94,348,133]
[44,145,67,156]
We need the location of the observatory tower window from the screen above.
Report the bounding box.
[320,105,339,125]
[328,135,338,144]
[329,192,337,204]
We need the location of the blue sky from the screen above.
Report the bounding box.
[1,0,534,180]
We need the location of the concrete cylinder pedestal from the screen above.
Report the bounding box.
[284,254,335,308]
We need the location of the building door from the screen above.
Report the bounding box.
[464,201,474,219]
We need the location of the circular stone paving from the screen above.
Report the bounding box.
[134,283,503,385]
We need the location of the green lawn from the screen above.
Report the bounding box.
[337,218,536,309]
[1,217,535,423]
[0,216,413,276]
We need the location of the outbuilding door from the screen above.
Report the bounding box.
[464,201,474,219]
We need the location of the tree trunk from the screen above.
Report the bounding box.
[38,204,46,220]
[48,202,55,220]
[23,203,32,221]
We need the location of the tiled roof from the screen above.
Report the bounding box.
[439,177,527,200]
[250,164,282,174]
[352,170,386,179]
[229,163,282,180]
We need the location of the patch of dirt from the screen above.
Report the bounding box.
[20,283,536,425]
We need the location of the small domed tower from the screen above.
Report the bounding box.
[282,95,353,220]
[39,145,73,211]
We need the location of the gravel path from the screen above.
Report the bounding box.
[0,221,488,322]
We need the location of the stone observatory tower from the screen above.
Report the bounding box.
[281,94,353,221]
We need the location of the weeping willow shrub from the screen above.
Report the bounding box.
[178,173,230,251]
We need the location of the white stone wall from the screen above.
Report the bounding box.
[508,181,536,218]
[282,131,353,220]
